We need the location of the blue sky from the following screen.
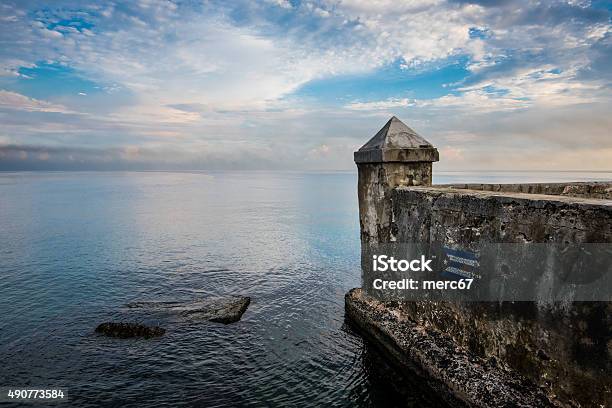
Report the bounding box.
[0,0,610,170]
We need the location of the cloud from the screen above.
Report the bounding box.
[346,98,415,111]
[0,143,286,171]
[267,0,293,9]
[0,0,609,171]
[0,90,74,113]
[346,91,528,113]
[308,143,331,157]
[0,2,386,116]
[421,91,530,111]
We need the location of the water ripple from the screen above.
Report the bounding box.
[0,171,442,407]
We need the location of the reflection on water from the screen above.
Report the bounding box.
[0,171,609,407]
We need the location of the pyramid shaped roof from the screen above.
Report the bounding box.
[354,116,439,163]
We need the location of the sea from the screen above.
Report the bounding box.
[1,171,610,407]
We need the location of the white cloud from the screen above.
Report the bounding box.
[313,7,330,18]
[457,66,608,108]
[422,91,530,112]
[345,91,529,113]
[346,98,415,110]
[269,0,293,9]
[40,28,63,39]
[308,143,331,157]
[10,12,377,119]
[0,1,610,171]
[0,90,74,113]
[326,0,483,64]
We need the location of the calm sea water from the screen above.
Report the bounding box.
[1,171,610,407]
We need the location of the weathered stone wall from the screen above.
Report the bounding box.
[357,162,432,244]
[391,186,612,407]
[439,181,612,200]
[349,117,611,406]
[346,288,557,408]
[394,187,612,243]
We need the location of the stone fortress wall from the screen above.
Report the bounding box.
[439,181,612,200]
[346,116,612,407]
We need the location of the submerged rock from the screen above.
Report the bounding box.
[95,322,165,338]
[125,296,251,324]
[207,297,251,324]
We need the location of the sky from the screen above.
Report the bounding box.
[0,0,610,171]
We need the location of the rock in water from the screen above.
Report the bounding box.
[125,296,251,324]
[95,322,165,338]
[208,296,251,324]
